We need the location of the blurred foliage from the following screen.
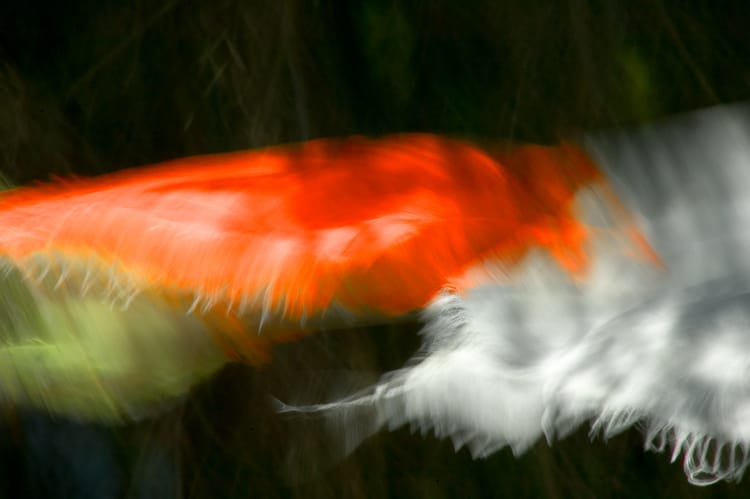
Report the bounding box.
[0,0,748,497]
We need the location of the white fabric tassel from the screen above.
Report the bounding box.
[279,103,750,486]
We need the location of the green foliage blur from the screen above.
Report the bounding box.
[0,1,748,497]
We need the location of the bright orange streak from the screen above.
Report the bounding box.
[0,135,607,357]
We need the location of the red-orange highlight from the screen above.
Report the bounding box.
[0,135,604,330]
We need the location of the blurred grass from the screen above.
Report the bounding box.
[0,0,748,497]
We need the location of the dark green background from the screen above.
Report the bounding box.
[0,1,748,497]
